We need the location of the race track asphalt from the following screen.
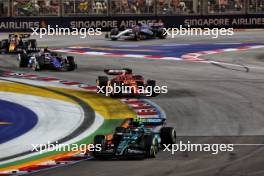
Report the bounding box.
[0,31,264,176]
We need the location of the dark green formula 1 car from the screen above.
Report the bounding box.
[93,118,176,159]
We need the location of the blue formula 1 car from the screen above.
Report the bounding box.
[93,118,176,159]
[106,22,167,41]
[17,49,77,71]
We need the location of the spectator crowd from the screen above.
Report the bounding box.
[0,0,263,17]
[13,0,59,16]
[63,0,108,15]
[111,0,154,14]
[208,0,244,13]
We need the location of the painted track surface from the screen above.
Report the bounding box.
[61,42,264,58]
[0,32,264,175]
[0,79,95,167]
[0,90,83,162]
[0,73,137,173]
[0,99,38,144]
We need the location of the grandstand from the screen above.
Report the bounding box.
[0,0,263,31]
[0,0,263,17]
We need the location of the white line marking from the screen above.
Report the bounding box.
[234,144,264,146]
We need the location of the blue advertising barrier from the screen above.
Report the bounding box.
[0,14,264,32]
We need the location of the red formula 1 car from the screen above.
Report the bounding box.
[96,68,157,97]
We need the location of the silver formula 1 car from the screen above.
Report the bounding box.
[106,23,167,41]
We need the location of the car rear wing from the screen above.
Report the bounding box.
[21,47,52,55]
[9,33,31,39]
[135,118,166,126]
[104,68,132,75]
[22,48,41,54]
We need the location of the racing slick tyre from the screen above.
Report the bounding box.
[93,135,106,158]
[18,53,29,67]
[113,127,126,149]
[160,127,177,146]
[25,39,37,49]
[96,76,108,93]
[0,39,9,54]
[110,28,119,41]
[143,135,158,158]
[66,56,77,71]
[146,80,156,97]
[157,28,167,39]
